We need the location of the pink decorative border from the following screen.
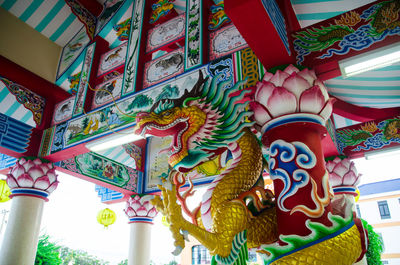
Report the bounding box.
[143,47,185,88]
[146,14,185,53]
[209,24,248,61]
[97,42,127,77]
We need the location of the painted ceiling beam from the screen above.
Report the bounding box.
[225,0,298,71]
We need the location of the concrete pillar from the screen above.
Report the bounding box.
[0,158,58,265]
[124,195,158,265]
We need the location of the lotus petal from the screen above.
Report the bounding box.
[283,64,300,75]
[11,164,25,178]
[17,173,34,187]
[148,207,158,218]
[262,72,274,82]
[298,68,317,86]
[250,102,272,126]
[342,171,357,186]
[255,81,276,106]
[6,175,18,188]
[319,99,334,120]
[34,176,50,190]
[125,207,136,217]
[28,165,44,181]
[22,160,35,172]
[46,181,59,193]
[18,157,26,165]
[130,199,142,212]
[267,87,297,117]
[282,73,310,100]
[299,85,325,114]
[332,163,348,179]
[314,79,330,101]
[329,172,343,187]
[136,206,148,216]
[325,161,336,172]
[33,158,42,165]
[269,70,290,87]
[47,169,57,183]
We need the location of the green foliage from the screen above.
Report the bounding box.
[156,85,179,102]
[362,219,384,265]
[118,259,128,265]
[35,234,62,265]
[167,261,178,265]
[127,94,154,111]
[59,247,110,265]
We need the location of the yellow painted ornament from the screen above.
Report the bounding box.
[161,216,170,227]
[97,208,116,228]
[0,179,11,203]
[355,189,360,202]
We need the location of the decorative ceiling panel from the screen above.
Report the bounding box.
[94,144,137,169]
[0,0,84,46]
[0,80,35,127]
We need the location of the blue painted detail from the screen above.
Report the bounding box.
[51,122,67,153]
[359,178,400,196]
[261,0,291,55]
[264,115,324,132]
[95,185,124,203]
[0,153,17,170]
[129,217,153,223]
[20,111,33,124]
[20,0,43,22]
[296,11,343,20]
[333,187,356,193]
[4,101,22,116]
[35,0,65,32]
[0,114,32,153]
[50,14,77,42]
[1,0,16,10]
[0,86,9,101]
[110,38,122,49]
[11,188,49,199]
[269,221,355,264]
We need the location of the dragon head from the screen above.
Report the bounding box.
[134,71,254,172]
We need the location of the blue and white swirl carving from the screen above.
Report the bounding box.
[268,140,316,212]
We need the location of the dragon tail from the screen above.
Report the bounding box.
[211,231,249,265]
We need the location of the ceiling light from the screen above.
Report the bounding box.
[365,145,400,160]
[339,43,400,78]
[86,130,145,152]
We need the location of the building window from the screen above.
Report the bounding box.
[192,245,211,264]
[378,201,391,219]
[356,204,361,217]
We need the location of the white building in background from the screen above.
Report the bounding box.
[357,178,400,265]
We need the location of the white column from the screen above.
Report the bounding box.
[0,196,44,265]
[124,195,158,265]
[0,157,58,265]
[128,222,153,265]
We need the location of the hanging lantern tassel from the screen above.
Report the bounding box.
[97,208,116,228]
[0,179,11,203]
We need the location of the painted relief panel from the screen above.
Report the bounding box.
[53,97,75,125]
[122,0,146,95]
[185,0,202,70]
[146,14,185,52]
[62,68,207,149]
[96,0,126,35]
[57,27,90,78]
[39,127,55,157]
[336,116,400,156]
[292,0,400,65]
[92,75,123,109]
[73,43,96,117]
[143,47,185,88]
[209,24,248,61]
[98,43,127,76]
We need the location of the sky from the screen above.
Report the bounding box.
[0,152,400,264]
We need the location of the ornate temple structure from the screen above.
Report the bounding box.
[0,0,399,264]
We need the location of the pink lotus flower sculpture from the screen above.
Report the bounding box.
[250,64,334,133]
[6,157,58,197]
[125,195,158,222]
[326,157,361,194]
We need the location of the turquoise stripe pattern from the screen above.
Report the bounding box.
[50,13,76,41]
[296,11,343,20]
[0,86,9,101]
[35,0,65,32]
[1,0,16,10]
[20,0,43,22]
[4,101,22,116]
[20,111,33,123]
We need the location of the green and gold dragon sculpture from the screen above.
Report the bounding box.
[134,71,366,265]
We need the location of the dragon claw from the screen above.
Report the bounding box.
[172,246,183,256]
[181,230,189,241]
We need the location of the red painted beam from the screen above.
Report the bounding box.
[76,0,103,16]
[333,97,400,123]
[225,0,296,71]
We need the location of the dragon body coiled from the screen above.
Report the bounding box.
[134,71,365,264]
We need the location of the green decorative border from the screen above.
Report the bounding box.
[184,0,203,70]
